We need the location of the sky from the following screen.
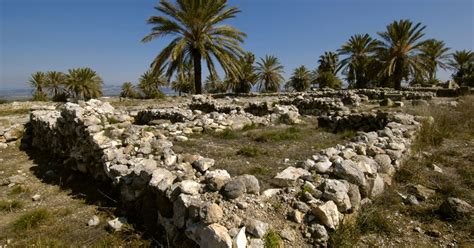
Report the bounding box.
[1,0,473,90]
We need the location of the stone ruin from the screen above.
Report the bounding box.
[23,89,430,247]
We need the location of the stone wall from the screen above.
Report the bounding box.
[27,98,423,247]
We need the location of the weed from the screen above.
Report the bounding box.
[339,129,358,140]
[0,200,23,212]
[328,220,360,248]
[107,116,119,124]
[251,127,300,142]
[242,123,259,131]
[12,209,50,231]
[143,126,154,132]
[236,146,266,157]
[8,185,30,196]
[0,108,29,117]
[264,229,282,248]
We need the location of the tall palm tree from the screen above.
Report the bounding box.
[287,66,312,92]
[46,71,67,99]
[227,52,258,94]
[66,67,103,100]
[28,71,48,101]
[120,82,138,98]
[142,0,246,94]
[377,19,426,90]
[338,34,380,88]
[449,50,474,86]
[138,69,168,99]
[256,55,284,92]
[419,39,450,81]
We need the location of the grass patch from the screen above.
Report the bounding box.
[356,209,396,235]
[250,126,300,142]
[242,123,259,131]
[0,200,23,212]
[12,209,50,231]
[8,185,30,196]
[264,229,282,248]
[215,128,239,140]
[0,108,29,116]
[339,129,358,140]
[107,116,119,124]
[236,146,266,157]
[246,166,271,175]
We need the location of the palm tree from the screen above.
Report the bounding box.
[204,74,226,93]
[138,69,168,99]
[120,82,138,98]
[66,67,103,100]
[377,19,426,90]
[314,52,343,89]
[287,66,312,92]
[28,71,48,101]
[142,0,246,94]
[338,34,380,88]
[318,51,341,74]
[227,52,258,94]
[419,39,450,82]
[46,71,67,100]
[256,55,285,92]
[449,50,474,86]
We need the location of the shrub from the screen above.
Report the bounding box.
[237,146,265,157]
[264,230,282,248]
[251,127,300,142]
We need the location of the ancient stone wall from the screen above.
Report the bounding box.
[27,98,423,247]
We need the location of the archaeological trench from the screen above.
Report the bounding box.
[7,88,467,247]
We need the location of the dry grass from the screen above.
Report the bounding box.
[0,200,23,212]
[11,209,50,231]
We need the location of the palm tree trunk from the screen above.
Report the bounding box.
[193,50,202,94]
[393,60,403,90]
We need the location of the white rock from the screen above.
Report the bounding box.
[274,166,311,187]
[233,227,247,248]
[107,217,127,231]
[87,215,100,226]
[175,135,189,142]
[178,180,201,195]
[31,194,41,201]
[311,201,341,230]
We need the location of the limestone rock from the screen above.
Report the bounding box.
[200,203,224,224]
[311,201,341,230]
[233,227,247,248]
[193,157,215,172]
[88,215,100,226]
[199,223,233,248]
[274,166,311,187]
[438,197,473,219]
[149,168,176,193]
[321,179,352,212]
[222,179,246,199]
[408,184,435,201]
[245,219,269,238]
[107,217,127,232]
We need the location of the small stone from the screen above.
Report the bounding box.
[408,184,435,201]
[31,194,41,201]
[198,223,233,248]
[233,227,247,248]
[222,179,246,199]
[245,219,269,238]
[404,194,420,205]
[248,238,265,248]
[107,217,127,232]
[413,227,423,233]
[87,215,100,226]
[289,209,304,223]
[426,229,441,238]
[200,203,224,224]
[237,202,248,209]
[438,197,473,219]
[309,224,329,244]
[280,227,296,242]
[430,164,443,173]
[192,157,215,172]
[175,135,188,142]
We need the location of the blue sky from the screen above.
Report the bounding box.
[1,0,473,89]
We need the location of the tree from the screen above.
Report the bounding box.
[314,52,343,89]
[256,55,285,92]
[138,69,167,99]
[287,66,312,92]
[419,39,450,82]
[120,82,138,98]
[204,74,227,93]
[377,19,426,90]
[227,52,258,94]
[171,61,195,96]
[142,0,246,94]
[449,50,474,86]
[28,72,48,101]
[46,71,68,101]
[338,34,380,88]
[66,67,103,100]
